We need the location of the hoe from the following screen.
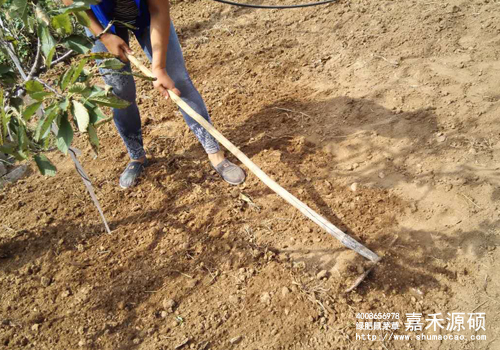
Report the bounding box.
[127,54,381,292]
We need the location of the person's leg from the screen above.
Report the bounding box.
[86,28,147,188]
[136,22,245,184]
[137,23,222,154]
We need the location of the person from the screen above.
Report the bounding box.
[62,0,246,188]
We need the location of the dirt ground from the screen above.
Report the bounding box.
[1,0,499,349]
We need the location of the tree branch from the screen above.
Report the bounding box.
[35,78,63,98]
[26,39,42,81]
[51,50,74,65]
[0,37,27,80]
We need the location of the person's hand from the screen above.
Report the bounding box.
[152,68,181,99]
[100,33,133,63]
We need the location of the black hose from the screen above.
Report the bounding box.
[209,0,338,9]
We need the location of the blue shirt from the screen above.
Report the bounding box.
[91,0,150,35]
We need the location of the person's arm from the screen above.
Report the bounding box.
[147,0,181,99]
[61,0,133,62]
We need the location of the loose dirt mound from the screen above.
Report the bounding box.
[1,0,499,349]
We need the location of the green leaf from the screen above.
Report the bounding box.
[85,101,107,124]
[34,154,57,176]
[17,123,29,151]
[10,97,23,112]
[51,13,73,36]
[63,35,92,54]
[88,95,131,109]
[71,58,88,84]
[73,11,91,27]
[59,66,76,91]
[94,116,113,127]
[0,88,5,145]
[0,145,15,155]
[0,70,17,88]
[0,72,17,88]
[27,16,36,33]
[37,24,56,58]
[127,72,157,81]
[72,100,89,132]
[13,149,29,161]
[30,91,53,101]
[35,104,59,141]
[1,108,11,143]
[87,124,99,154]
[23,101,42,121]
[98,58,125,71]
[59,98,70,111]
[68,83,89,94]
[84,86,107,99]
[10,0,28,25]
[45,47,56,68]
[59,0,98,14]
[56,114,73,154]
[84,52,116,60]
[25,80,44,93]
[0,64,12,75]
[34,5,50,25]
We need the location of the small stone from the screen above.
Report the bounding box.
[352,163,359,169]
[117,301,126,310]
[277,253,289,262]
[61,289,71,298]
[3,165,27,183]
[76,244,84,252]
[378,171,386,179]
[229,336,242,344]
[260,292,271,304]
[281,286,290,297]
[350,182,358,192]
[230,188,239,198]
[41,276,51,287]
[163,299,177,311]
[161,311,168,318]
[133,338,141,345]
[186,279,198,289]
[410,202,418,213]
[208,230,223,238]
[31,324,40,332]
[356,265,364,274]
[284,308,290,316]
[228,295,240,304]
[78,340,86,347]
[411,296,417,303]
[303,227,312,233]
[316,270,328,280]
[437,135,447,142]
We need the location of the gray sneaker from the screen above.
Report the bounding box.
[119,159,148,189]
[212,159,246,185]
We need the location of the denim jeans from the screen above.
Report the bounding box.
[88,22,220,160]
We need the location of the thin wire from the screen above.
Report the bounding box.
[209,0,338,9]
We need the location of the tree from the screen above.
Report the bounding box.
[0,0,141,176]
